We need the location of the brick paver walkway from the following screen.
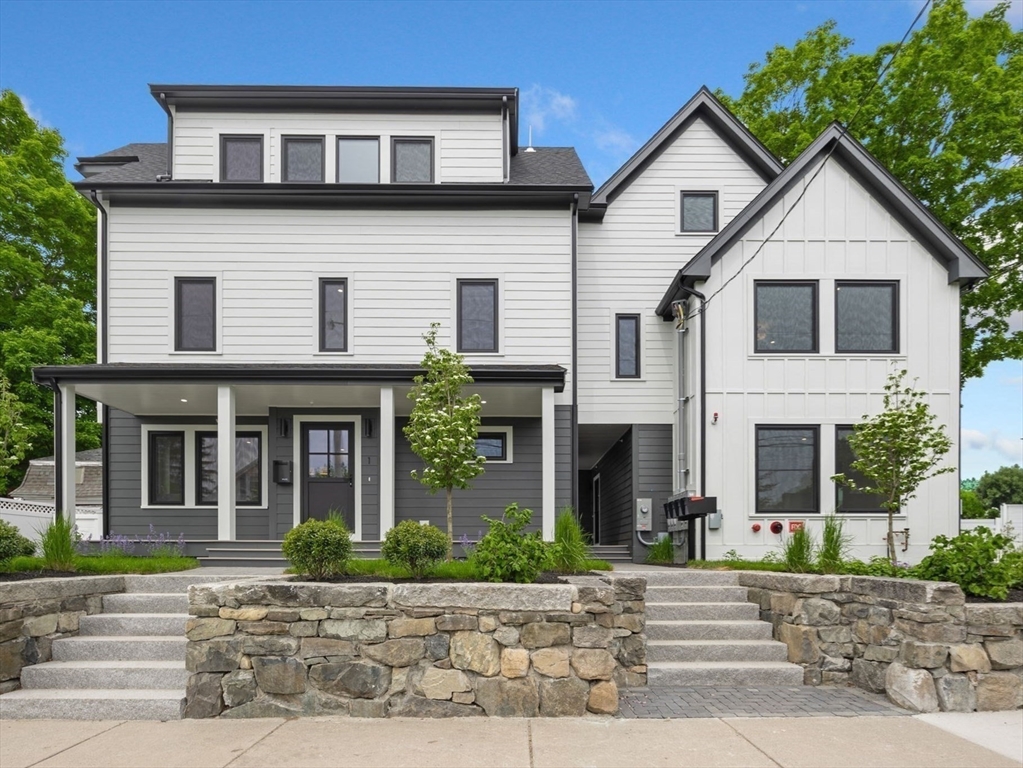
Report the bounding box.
[618,686,907,718]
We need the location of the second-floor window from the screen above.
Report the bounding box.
[680,191,718,233]
[337,137,380,183]
[392,137,434,183]
[755,281,817,353]
[835,281,898,353]
[319,278,348,352]
[615,314,641,378]
[458,279,497,352]
[220,135,263,182]
[282,136,324,182]
[175,277,216,352]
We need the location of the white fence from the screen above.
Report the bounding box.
[961,504,1023,548]
[0,498,104,542]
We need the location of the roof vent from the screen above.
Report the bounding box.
[524,126,536,153]
[156,174,172,182]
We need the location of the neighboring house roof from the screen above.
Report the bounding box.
[587,87,784,216]
[36,449,104,464]
[10,452,103,505]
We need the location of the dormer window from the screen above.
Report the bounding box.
[283,136,324,182]
[392,137,434,183]
[220,135,263,182]
[337,138,380,183]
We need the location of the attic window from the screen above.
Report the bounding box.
[220,135,263,182]
[680,192,718,233]
[392,138,434,183]
[283,137,324,182]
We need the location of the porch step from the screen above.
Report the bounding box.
[0,688,184,720]
[647,661,805,687]
[647,602,760,621]
[52,636,186,662]
[646,640,788,662]
[103,593,188,614]
[590,545,632,562]
[79,613,187,637]
[20,661,190,690]
[646,620,773,641]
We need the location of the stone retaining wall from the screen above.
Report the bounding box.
[738,572,1023,712]
[0,576,125,693]
[184,575,646,718]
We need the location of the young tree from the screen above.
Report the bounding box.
[404,323,486,559]
[720,0,1023,382]
[975,464,1023,510]
[0,373,32,495]
[833,370,955,565]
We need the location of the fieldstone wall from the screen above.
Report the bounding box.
[0,575,125,693]
[184,575,646,718]
[739,572,1023,713]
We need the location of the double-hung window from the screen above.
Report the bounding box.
[196,432,263,506]
[756,426,819,514]
[457,279,498,353]
[754,281,817,353]
[392,137,434,183]
[220,135,263,182]
[282,136,324,182]
[615,314,641,378]
[680,192,718,233]
[148,432,185,506]
[835,281,898,353]
[319,278,348,352]
[337,137,379,183]
[175,277,216,352]
[835,426,884,513]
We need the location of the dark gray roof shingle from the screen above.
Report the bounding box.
[79,143,169,183]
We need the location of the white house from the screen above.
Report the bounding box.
[35,84,986,564]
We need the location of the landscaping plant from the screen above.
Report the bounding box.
[471,503,550,583]
[817,515,852,574]
[910,527,1021,601]
[548,507,590,574]
[281,516,354,580]
[381,520,448,579]
[404,323,485,560]
[781,526,815,573]
[40,516,78,572]
[645,535,674,565]
[0,519,35,561]
[832,370,954,566]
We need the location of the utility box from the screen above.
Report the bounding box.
[635,498,652,532]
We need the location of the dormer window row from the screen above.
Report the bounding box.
[219,134,435,184]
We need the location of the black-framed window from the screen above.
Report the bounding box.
[319,278,348,352]
[755,281,818,353]
[457,279,498,352]
[680,191,718,233]
[835,426,885,513]
[175,277,216,352]
[220,135,263,182]
[337,137,379,183]
[392,137,434,183]
[196,431,262,506]
[475,432,507,461]
[836,281,898,353]
[756,426,819,514]
[615,314,641,378]
[282,136,324,182]
[149,432,185,505]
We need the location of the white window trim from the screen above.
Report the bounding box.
[477,426,514,464]
[675,184,723,236]
[140,424,269,510]
[168,272,224,355]
[310,274,356,356]
[451,274,505,357]
[292,415,364,542]
[607,307,645,382]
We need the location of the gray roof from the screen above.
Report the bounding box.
[36,449,103,464]
[508,148,591,186]
[79,143,169,183]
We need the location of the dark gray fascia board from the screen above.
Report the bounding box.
[655,270,688,319]
[149,84,519,154]
[591,87,784,207]
[33,363,566,393]
[682,124,988,286]
[74,155,140,178]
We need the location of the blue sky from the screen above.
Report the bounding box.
[1,0,1020,477]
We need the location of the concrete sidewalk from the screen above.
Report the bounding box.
[2,715,1019,768]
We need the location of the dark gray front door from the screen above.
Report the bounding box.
[302,422,355,530]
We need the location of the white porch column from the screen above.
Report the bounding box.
[379,387,395,538]
[58,384,77,526]
[217,385,236,541]
[542,386,556,541]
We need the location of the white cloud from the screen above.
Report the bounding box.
[19,95,49,127]
[963,428,1023,462]
[593,125,639,156]
[966,0,1023,26]
[520,85,578,134]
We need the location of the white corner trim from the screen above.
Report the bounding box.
[291,414,364,542]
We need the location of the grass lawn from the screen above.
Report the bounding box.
[685,559,791,572]
[1,554,200,575]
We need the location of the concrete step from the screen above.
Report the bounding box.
[615,570,740,586]
[52,636,186,662]
[646,620,773,641]
[644,585,748,603]
[79,614,187,637]
[646,640,789,662]
[103,593,188,614]
[121,574,249,593]
[647,602,760,621]
[647,661,805,687]
[20,661,190,690]
[0,688,184,720]
[196,556,291,569]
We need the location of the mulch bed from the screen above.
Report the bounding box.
[310,571,568,585]
[965,587,1023,603]
[0,570,89,583]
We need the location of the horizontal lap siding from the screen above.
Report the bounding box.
[594,428,632,546]
[555,405,572,510]
[395,417,542,537]
[633,424,673,536]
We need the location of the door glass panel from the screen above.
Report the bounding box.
[327,429,349,453]
[329,455,350,479]
[308,429,328,454]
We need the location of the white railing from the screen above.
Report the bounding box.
[0,498,104,542]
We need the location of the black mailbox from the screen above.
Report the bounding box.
[273,460,293,485]
[663,494,716,564]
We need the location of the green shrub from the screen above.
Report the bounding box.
[960,489,996,519]
[0,520,35,562]
[282,516,353,580]
[817,515,852,574]
[471,503,550,583]
[910,527,1020,600]
[548,507,590,574]
[645,535,674,564]
[41,516,77,572]
[381,520,448,579]
[781,526,815,573]
[838,555,905,578]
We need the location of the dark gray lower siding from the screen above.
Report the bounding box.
[594,429,633,546]
[555,405,572,511]
[632,423,674,562]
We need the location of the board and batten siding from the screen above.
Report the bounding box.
[693,157,961,564]
[171,110,504,183]
[105,206,573,398]
[577,116,769,425]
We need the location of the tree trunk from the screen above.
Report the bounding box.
[446,486,454,561]
[887,509,897,567]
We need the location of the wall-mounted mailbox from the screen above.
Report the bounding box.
[273,460,293,485]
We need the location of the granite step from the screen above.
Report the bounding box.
[620,570,740,586]
[79,613,188,637]
[0,688,185,720]
[646,602,760,621]
[20,660,190,690]
[121,574,249,594]
[51,636,186,662]
[647,661,805,687]
[102,593,188,614]
[644,585,748,603]
[646,640,789,662]
[646,620,773,641]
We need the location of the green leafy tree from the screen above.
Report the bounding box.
[975,464,1023,510]
[404,323,486,559]
[0,90,99,488]
[960,489,996,519]
[833,370,955,565]
[0,373,32,495]
[720,0,1023,382]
